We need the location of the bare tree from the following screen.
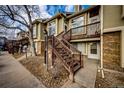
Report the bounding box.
[0,5,41,56]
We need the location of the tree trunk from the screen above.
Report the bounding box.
[29,29,36,56]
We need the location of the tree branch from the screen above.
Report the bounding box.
[0,23,25,32]
[0,6,29,27]
[24,5,32,26]
[7,5,14,18]
[14,12,29,26]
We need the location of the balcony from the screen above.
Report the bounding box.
[70,21,100,40]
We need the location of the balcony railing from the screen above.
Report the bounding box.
[70,21,100,40]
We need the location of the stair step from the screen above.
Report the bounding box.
[56,48,65,52]
[55,42,60,46]
[66,61,71,65]
[63,56,72,60]
[61,54,69,57]
[59,51,67,55]
[51,35,82,78]
[60,52,69,56]
[73,64,81,73]
[64,58,72,62]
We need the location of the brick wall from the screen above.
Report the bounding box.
[103,32,123,71]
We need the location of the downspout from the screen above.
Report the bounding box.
[100,5,105,78]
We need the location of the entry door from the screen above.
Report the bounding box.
[88,42,100,60]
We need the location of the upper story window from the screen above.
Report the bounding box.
[89,6,100,23]
[89,7,99,18]
[33,24,37,38]
[71,16,84,28]
[48,21,56,36]
[71,16,85,34]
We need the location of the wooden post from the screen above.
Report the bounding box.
[70,54,74,82]
[52,35,55,66]
[70,29,72,40]
[69,72,74,82]
[46,34,48,70]
[25,47,27,59]
[80,52,83,68]
[44,35,47,65]
[43,29,48,71]
[44,34,48,70]
[12,41,14,55]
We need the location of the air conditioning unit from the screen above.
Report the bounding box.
[122,6,124,19]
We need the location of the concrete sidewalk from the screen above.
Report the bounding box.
[74,57,99,88]
[0,52,45,88]
[62,57,99,88]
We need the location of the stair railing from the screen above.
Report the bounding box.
[62,37,83,68]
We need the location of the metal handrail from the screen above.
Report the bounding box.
[71,21,100,30]
[56,31,64,38]
[62,38,81,54]
[52,35,73,54]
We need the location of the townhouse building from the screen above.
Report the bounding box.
[66,5,100,60]
[32,19,45,56]
[32,5,124,81]
[102,5,124,70]
[44,13,67,36]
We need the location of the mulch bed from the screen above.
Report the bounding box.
[95,71,124,88]
[19,56,69,88]
[104,62,124,72]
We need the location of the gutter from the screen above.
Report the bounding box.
[66,5,99,19]
[43,13,66,23]
[100,5,105,78]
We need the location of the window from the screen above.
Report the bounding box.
[48,21,56,36]
[90,43,97,54]
[71,16,85,34]
[33,24,37,38]
[72,43,78,49]
[71,42,86,55]
[71,16,84,28]
[89,7,99,18]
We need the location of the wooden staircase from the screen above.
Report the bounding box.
[50,30,83,81]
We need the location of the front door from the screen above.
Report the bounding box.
[88,42,100,60]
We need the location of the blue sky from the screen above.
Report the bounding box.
[47,5,89,15]
[39,5,90,18]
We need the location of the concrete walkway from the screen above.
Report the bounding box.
[62,80,86,88]
[74,57,99,88]
[0,52,45,88]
